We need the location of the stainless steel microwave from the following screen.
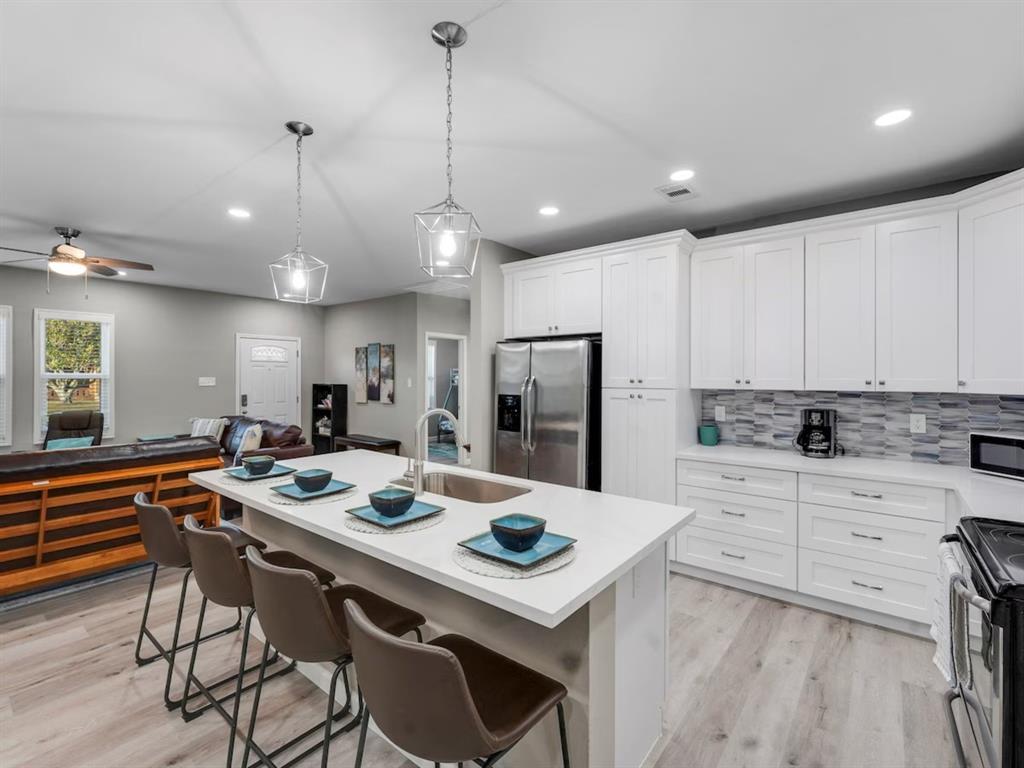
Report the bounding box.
[970,432,1024,481]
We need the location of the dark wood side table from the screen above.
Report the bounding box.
[333,434,402,455]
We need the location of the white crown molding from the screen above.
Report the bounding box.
[502,228,697,274]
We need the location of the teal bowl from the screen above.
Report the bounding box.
[490,513,546,552]
[368,487,416,518]
[293,468,332,492]
[242,455,275,475]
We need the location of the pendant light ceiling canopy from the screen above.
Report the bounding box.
[414,21,481,280]
[270,120,328,303]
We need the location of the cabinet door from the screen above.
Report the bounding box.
[633,390,677,503]
[742,237,805,389]
[876,212,957,392]
[690,247,743,388]
[553,258,602,335]
[510,268,554,338]
[805,226,876,391]
[601,389,636,496]
[636,245,678,388]
[602,253,637,388]
[959,186,1024,395]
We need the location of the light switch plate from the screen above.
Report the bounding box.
[407,378,413,388]
[910,413,927,434]
[714,405,726,421]
[198,377,216,387]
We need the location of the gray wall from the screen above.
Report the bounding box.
[0,265,325,452]
[468,240,532,471]
[701,389,1024,465]
[322,292,469,456]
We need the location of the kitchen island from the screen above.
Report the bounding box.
[191,450,694,768]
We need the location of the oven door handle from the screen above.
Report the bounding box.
[951,574,992,616]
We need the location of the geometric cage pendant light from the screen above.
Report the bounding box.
[270,121,328,303]
[414,22,481,279]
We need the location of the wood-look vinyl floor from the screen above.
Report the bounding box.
[0,569,956,768]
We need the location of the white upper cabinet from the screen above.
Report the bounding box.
[805,226,876,391]
[690,247,744,388]
[742,237,805,390]
[958,185,1024,395]
[876,212,958,392]
[602,244,680,389]
[505,257,601,338]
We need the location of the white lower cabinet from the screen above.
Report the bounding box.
[798,549,936,624]
[677,485,797,545]
[602,389,676,503]
[676,527,797,589]
[676,460,798,501]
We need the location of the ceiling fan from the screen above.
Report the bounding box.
[0,226,155,277]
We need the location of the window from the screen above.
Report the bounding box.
[34,309,114,443]
[0,306,11,446]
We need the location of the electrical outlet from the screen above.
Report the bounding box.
[910,413,927,434]
[714,405,726,421]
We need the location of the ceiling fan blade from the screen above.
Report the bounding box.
[0,246,48,256]
[87,264,118,277]
[86,256,154,271]
[1,256,47,265]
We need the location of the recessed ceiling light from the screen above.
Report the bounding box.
[669,169,695,182]
[539,206,559,216]
[227,207,251,219]
[116,270,127,276]
[874,108,912,127]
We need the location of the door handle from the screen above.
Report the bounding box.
[519,377,529,454]
[527,376,538,453]
[241,394,248,407]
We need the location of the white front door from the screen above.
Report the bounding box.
[236,335,300,426]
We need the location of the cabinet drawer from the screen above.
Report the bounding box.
[798,549,936,624]
[677,460,797,501]
[799,503,944,572]
[677,484,797,545]
[798,473,946,522]
[675,528,796,590]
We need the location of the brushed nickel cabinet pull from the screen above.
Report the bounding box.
[851,490,883,500]
[851,579,884,591]
[721,550,747,560]
[958,380,967,386]
[878,380,886,386]
[721,474,746,482]
[865,380,872,385]
[851,531,884,541]
[734,379,741,385]
[721,509,747,518]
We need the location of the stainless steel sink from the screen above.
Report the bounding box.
[390,472,531,503]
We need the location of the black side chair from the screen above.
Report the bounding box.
[42,410,104,449]
[132,492,263,711]
[242,546,427,768]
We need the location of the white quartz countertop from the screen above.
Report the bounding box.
[191,450,694,628]
[677,444,1024,525]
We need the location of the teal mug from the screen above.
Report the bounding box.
[698,423,720,446]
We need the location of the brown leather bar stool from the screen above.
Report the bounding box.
[133,491,265,711]
[242,545,427,768]
[179,515,336,768]
[345,600,570,768]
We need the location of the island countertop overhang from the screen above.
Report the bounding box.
[190,450,694,628]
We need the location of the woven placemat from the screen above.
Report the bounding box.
[343,511,446,535]
[218,473,293,487]
[452,545,577,579]
[269,489,358,506]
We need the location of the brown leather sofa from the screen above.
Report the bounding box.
[217,416,314,518]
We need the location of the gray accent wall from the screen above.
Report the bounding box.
[701,389,1024,465]
[0,265,325,452]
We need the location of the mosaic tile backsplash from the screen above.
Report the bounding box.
[700,390,1024,465]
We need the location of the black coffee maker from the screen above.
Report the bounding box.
[794,408,842,458]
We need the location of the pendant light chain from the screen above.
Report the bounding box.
[295,133,304,252]
[445,43,454,207]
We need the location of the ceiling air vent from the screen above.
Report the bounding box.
[655,183,698,203]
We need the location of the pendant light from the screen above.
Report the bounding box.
[414,21,481,279]
[270,121,328,303]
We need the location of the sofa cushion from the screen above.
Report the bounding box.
[221,416,259,455]
[190,417,229,446]
[260,420,304,447]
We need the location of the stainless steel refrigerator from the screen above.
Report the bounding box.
[494,339,600,490]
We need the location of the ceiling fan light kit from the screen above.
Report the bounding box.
[270,121,328,304]
[414,21,481,280]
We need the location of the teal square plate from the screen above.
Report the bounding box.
[345,500,445,529]
[270,479,355,500]
[457,531,577,569]
[224,464,297,482]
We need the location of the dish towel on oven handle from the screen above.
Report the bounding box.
[933,540,970,688]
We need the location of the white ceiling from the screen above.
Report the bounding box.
[2,1,1022,304]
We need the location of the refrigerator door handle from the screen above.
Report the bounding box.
[519,376,530,454]
[527,376,538,453]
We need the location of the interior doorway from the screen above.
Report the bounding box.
[235,333,301,427]
[424,332,467,465]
